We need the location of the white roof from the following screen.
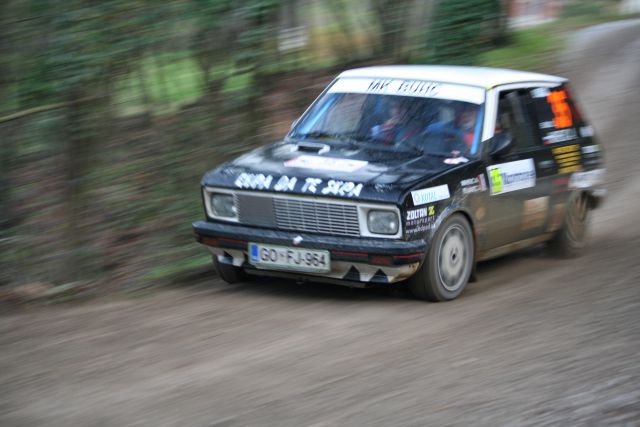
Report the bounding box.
[338,65,566,89]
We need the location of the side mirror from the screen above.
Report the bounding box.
[489,132,514,158]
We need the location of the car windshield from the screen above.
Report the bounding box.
[290,78,485,158]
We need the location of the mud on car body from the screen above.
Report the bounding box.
[192,65,605,301]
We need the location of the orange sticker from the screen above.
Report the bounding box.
[547,90,573,129]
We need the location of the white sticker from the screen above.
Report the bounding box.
[444,156,469,165]
[285,155,368,172]
[328,78,485,104]
[531,87,551,98]
[581,144,600,154]
[273,175,298,191]
[569,169,605,189]
[460,174,487,194]
[487,159,536,195]
[301,177,322,193]
[580,126,594,138]
[321,180,363,197]
[544,128,578,144]
[235,173,274,190]
[411,184,450,206]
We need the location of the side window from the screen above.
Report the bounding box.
[495,89,539,151]
[529,85,579,145]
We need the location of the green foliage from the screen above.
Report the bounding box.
[477,25,562,72]
[561,0,607,18]
[114,54,207,115]
[428,0,504,64]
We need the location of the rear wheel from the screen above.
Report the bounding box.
[213,256,248,284]
[409,214,474,302]
[548,192,590,258]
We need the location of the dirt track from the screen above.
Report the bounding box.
[2,21,640,427]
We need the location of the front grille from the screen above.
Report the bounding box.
[235,193,360,237]
[274,198,360,237]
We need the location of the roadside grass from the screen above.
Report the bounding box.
[478,25,562,72]
[478,12,640,72]
[143,252,211,283]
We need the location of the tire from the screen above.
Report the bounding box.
[213,256,248,284]
[548,192,589,258]
[409,213,474,302]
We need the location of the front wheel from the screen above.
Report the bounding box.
[409,214,474,302]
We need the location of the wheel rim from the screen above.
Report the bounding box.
[566,194,588,246]
[437,224,470,292]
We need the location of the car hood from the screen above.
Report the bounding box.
[201,140,461,203]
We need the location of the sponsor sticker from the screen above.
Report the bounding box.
[285,155,368,172]
[546,89,573,129]
[328,77,485,104]
[580,126,594,138]
[581,144,600,154]
[569,169,605,189]
[321,179,363,197]
[521,196,549,231]
[552,144,582,174]
[235,173,274,190]
[460,174,487,194]
[406,205,437,236]
[544,128,577,144]
[411,184,450,206]
[234,173,363,197]
[486,159,536,195]
[406,205,435,221]
[581,144,601,166]
[531,87,551,98]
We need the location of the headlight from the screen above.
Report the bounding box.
[367,210,399,235]
[211,193,236,218]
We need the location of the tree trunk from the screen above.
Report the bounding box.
[136,61,153,124]
[0,0,14,231]
[61,92,97,283]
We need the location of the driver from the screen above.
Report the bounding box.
[370,98,419,145]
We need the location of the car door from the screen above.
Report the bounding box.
[483,84,556,249]
[527,83,590,235]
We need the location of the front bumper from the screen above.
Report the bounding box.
[192,220,426,284]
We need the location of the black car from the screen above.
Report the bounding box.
[193,65,605,301]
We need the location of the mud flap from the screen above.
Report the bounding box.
[469,260,478,283]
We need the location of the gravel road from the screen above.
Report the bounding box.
[2,20,640,427]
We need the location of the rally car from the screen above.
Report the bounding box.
[192,65,605,301]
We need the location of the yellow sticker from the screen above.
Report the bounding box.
[489,168,503,194]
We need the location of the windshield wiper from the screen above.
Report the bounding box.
[292,131,359,148]
[293,131,346,141]
[337,132,423,155]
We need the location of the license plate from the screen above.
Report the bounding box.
[248,243,330,273]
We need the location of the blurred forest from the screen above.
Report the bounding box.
[0,0,628,293]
